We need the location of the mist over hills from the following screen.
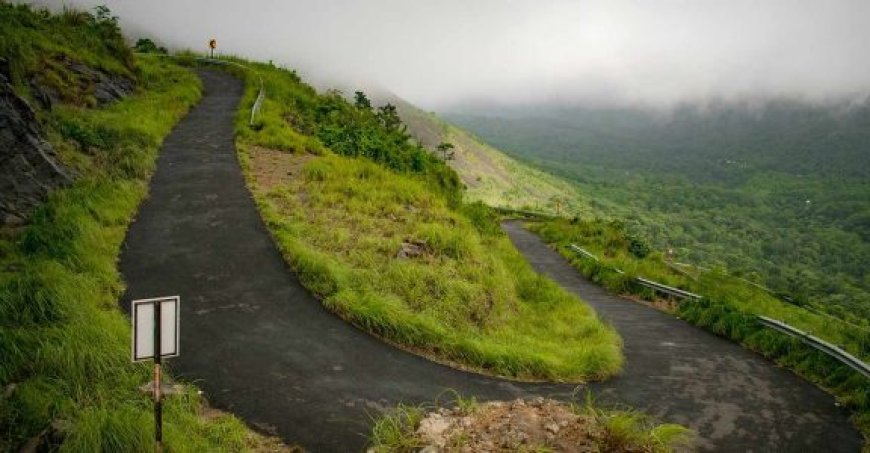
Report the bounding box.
[445,98,870,181]
[445,99,870,321]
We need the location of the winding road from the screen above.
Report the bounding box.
[119,70,862,452]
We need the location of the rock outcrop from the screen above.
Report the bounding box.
[0,72,71,227]
[29,55,134,110]
[0,54,134,227]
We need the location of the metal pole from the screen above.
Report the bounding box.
[154,302,163,452]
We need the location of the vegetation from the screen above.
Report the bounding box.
[0,3,138,107]
[447,104,870,323]
[0,4,274,451]
[217,57,623,381]
[222,57,463,204]
[133,38,167,55]
[529,218,869,435]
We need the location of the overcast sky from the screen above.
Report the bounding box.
[55,0,870,109]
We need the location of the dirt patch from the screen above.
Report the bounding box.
[416,398,610,452]
[248,146,315,191]
[621,293,679,313]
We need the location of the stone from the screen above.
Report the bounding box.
[0,74,72,227]
[546,422,560,434]
[416,415,452,447]
[62,55,133,106]
[396,239,427,259]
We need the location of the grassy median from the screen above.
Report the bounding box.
[222,58,623,381]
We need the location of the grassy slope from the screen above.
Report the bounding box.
[529,218,869,437]
[0,5,278,451]
[390,97,597,215]
[221,58,623,381]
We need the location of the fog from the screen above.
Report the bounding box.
[55,0,870,109]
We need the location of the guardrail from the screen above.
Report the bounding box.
[566,242,869,378]
[569,244,705,298]
[192,58,264,126]
[635,277,702,300]
[568,244,599,262]
[757,316,870,378]
[136,53,264,126]
[250,76,264,125]
[494,206,556,220]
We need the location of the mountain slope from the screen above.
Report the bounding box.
[0,5,282,451]
[446,103,870,323]
[377,94,596,215]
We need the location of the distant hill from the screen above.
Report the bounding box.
[445,101,870,322]
[370,92,595,215]
[446,100,870,183]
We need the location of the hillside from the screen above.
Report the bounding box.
[226,59,624,381]
[0,4,280,451]
[447,103,870,323]
[373,93,595,215]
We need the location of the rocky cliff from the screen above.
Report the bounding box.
[0,56,134,227]
[0,72,71,227]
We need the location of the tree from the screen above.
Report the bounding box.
[92,5,117,25]
[436,142,455,160]
[133,38,167,54]
[354,91,372,110]
[377,103,402,130]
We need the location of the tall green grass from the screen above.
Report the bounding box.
[241,150,622,381]
[0,5,271,448]
[530,218,870,437]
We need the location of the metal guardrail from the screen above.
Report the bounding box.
[192,58,264,126]
[635,277,702,300]
[136,53,264,126]
[250,76,264,125]
[569,244,599,262]
[494,206,555,220]
[757,316,870,378]
[566,242,868,378]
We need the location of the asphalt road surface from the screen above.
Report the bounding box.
[119,69,861,452]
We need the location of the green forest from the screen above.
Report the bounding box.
[447,101,870,323]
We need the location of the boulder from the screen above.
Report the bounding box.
[63,56,134,106]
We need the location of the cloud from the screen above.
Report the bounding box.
[55,0,870,109]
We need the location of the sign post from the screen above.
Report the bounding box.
[209,39,217,58]
[132,296,180,452]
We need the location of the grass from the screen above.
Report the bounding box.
[1,4,281,450]
[529,217,870,438]
[206,56,623,381]
[242,150,622,381]
[574,393,693,453]
[369,403,426,452]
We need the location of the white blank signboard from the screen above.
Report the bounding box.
[131,296,180,362]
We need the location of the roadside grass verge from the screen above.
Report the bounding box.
[241,150,622,381]
[529,217,870,437]
[0,9,278,446]
[211,56,622,381]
